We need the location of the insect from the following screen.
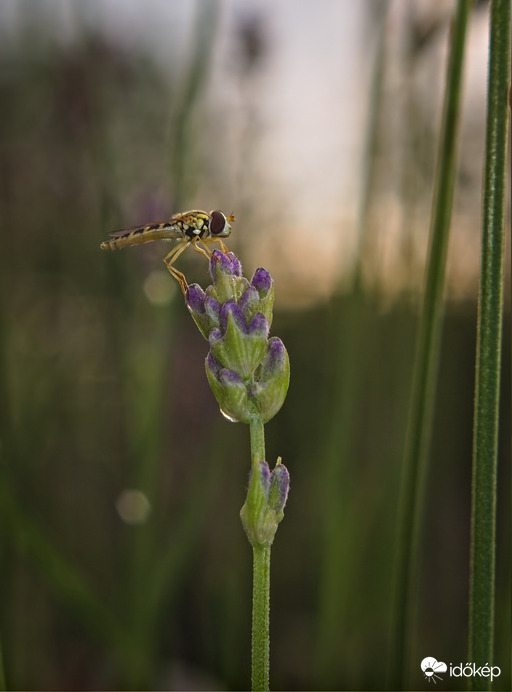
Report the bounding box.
[100,209,235,293]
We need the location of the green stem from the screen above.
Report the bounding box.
[251,544,271,692]
[390,0,472,686]
[468,0,510,684]
[249,417,270,692]
[249,417,266,469]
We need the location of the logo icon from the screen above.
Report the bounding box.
[421,657,447,684]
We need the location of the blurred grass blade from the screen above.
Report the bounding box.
[170,0,221,206]
[390,1,473,687]
[0,473,139,673]
[468,0,510,683]
[0,635,5,692]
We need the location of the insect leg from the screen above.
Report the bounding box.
[199,237,230,257]
[193,239,214,261]
[167,265,189,294]
[163,241,190,294]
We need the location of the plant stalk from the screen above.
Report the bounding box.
[251,544,271,692]
[249,418,270,692]
[468,0,510,684]
[390,1,473,686]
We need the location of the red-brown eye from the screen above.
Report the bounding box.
[209,210,226,235]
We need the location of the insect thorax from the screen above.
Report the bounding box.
[179,213,210,241]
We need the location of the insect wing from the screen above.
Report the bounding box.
[107,219,184,240]
[107,210,210,240]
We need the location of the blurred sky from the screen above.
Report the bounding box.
[1,0,493,305]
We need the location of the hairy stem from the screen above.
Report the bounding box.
[249,418,270,691]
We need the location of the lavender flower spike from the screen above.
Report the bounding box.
[185,250,289,425]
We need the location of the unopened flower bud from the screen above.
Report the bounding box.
[268,460,290,513]
[250,268,274,326]
[209,251,248,304]
[249,338,290,422]
[240,458,290,546]
[205,354,253,423]
[209,303,269,379]
[185,284,211,339]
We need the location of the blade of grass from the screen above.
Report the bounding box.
[389,1,473,687]
[122,4,222,684]
[313,4,390,682]
[468,0,510,685]
[0,636,5,692]
[0,472,141,674]
[169,0,221,207]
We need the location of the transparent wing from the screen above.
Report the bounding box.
[108,219,184,240]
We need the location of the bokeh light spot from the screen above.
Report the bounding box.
[116,489,151,525]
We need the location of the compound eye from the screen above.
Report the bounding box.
[209,210,226,236]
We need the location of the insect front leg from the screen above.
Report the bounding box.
[199,238,229,258]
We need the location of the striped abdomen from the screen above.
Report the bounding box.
[100,222,186,251]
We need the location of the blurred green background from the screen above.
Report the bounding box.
[0,1,509,690]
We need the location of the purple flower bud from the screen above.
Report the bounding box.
[247,268,274,327]
[220,301,248,334]
[259,337,287,380]
[268,462,290,512]
[239,285,260,316]
[208,327,223,349]
[248,460,271,498]
[250,313,268,334]
[251,268,272,297]
[205,352,222,377]
[218,367,244,387]
[185,284,206,314]
[185,284,212,339]
[204,294,221,325]
[248,338,290,422]
[209,250,242,281]
[205,354,251,423]
[210,305,269,378]
[240,458,290,546]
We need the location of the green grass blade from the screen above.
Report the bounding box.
[390,1,473,687]
[0,474,140,673]
[468,0,510,685]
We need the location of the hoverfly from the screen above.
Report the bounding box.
[100,209,235,293]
